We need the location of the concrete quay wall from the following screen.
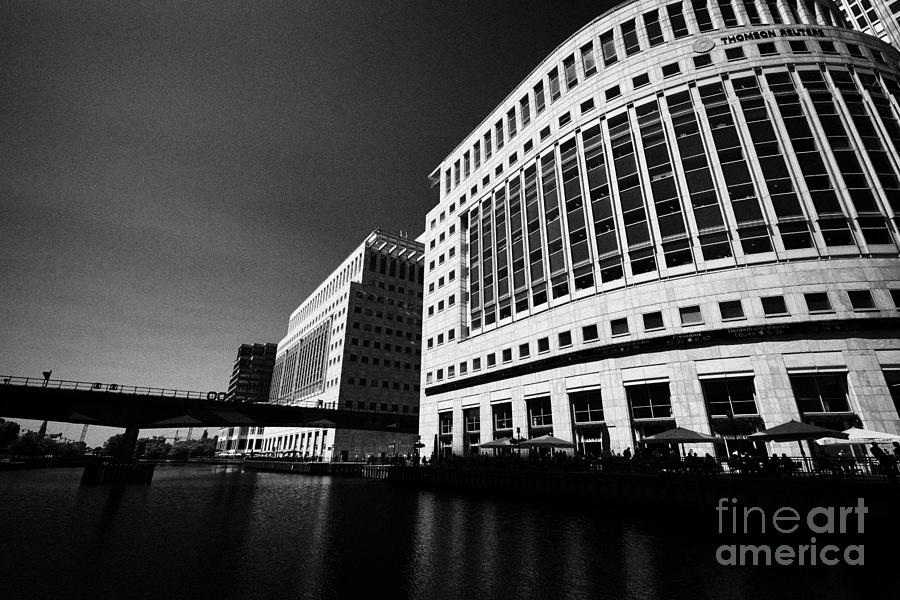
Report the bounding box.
[244,460,363,476]
[364,466,900,516]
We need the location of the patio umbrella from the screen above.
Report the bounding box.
[748,420,847,457]
[480,437,516,448]
[816,427,900,446]
[517,434,576,449]
[642,427,721,443]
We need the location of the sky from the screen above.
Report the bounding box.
[0,0,618,445]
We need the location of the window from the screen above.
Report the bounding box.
[633,73,650,88]
[520,95,530,126]
[518,343,530,358]
[600,30,617,66]
[644,9,665,46]
[580,98,595,113]
[507,108,517,139]
[459,361,468,375]
[537,337,550,353]
[495,120,504,149]
[622,19,641,55]
[502,348,512,363]
[486,353,496,368]
[848,290,876,310]
[643,311,664,331]
[558,331,572,347]
[540,126,551,140]
[559,112,571,127]
[691,0,714,31]
[549,67,561,101]
[666,3,689,38]
[493,403,513,431]
[570,389,605,423]
[611,318,629,336]
[702,377,758,417]
[846,43,863,58]
[627,382,672,419]
[563,54,578,90]
[472,357,481,371]
[761,295,789,316]
[581,42,597,77]
[789,40,809,54]
[725,47,745,61]
[891,290,900,309]
[804,293,833,313]
[679,305,703,325]
[758,41,777,55]
[719,300,745,320]
[534,81,546,114]
[693,54,712,68]
[819,40,837,54]
[662,62,681,77]
[605,85,621,101]
[582,324,599,341]
[790,374,850,413]
[528,396,553,429]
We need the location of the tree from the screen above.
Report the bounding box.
[0,418,20,449]
[8,432,51,456]
[142,438,171,459]
[102,433,126,457]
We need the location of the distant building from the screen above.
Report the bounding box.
[255,229,425,461]
[836,0,900,47]
[227,343,277,403]
[217,342,277,454]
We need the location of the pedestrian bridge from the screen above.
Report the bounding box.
[0,375,417,433]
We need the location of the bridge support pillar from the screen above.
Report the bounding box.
[117,426,140,462]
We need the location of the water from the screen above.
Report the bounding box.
[1,466,896,599]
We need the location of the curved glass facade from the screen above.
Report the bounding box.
[420,0,900,457]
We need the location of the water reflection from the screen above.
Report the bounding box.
[1,468,897,600]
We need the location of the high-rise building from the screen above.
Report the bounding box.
[420,0,900,459]
[228,343,278,403]
[255,229,425,461]
[836,0,900,47]
[217,342,277,454]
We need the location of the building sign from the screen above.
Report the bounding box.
[720,27,824,45]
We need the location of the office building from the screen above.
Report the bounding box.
[257,229,424,461]
[420,0,900,459]
[836,0,900,47]
[217,342,277,455]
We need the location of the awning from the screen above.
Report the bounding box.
[642,427,721,444]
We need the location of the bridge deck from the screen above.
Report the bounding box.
[0,376,418,433]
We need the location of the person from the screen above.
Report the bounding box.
[870,443,897,483]
[623,447,632,459]
[893,441,900,463]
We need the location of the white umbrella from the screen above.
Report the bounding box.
[817,427,900,446]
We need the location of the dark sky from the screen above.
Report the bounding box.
[1,0,619,418]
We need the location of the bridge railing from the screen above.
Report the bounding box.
[0,375,222,400]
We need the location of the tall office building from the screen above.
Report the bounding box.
[420,0,900,459]
[255,229,424,461]
[836,0,900,47]
[217,342,277,454]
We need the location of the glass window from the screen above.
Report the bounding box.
[679,305,703,325]
[519,95,530,126]
[537,337,550,352]
[848,290,876,310]
[702,377,759,416]
[549,67,561,101]
[662,62,681,77]
[627,382,672,420]
[563,54,578,90]
[667,3,689,38]
[582,324,599,341]
[719,300,745,320]
[758,42,777,55]
[600,30,617,66]
[581,42,597,77]
[570,389,605,423]
[611,317,629,336]
[643,311,664,330]
[761,295,789,315]
[502,348,512,363]
[691,1,714,31]
[622,19,641,55]
[790,374,850,413]
[693,54,712,68]
[804,292,833,313]
[559,331,573,347]
[644,9,665,46]
[534,81,546,114]
[519,343,530,358]
[633,73,650,88]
